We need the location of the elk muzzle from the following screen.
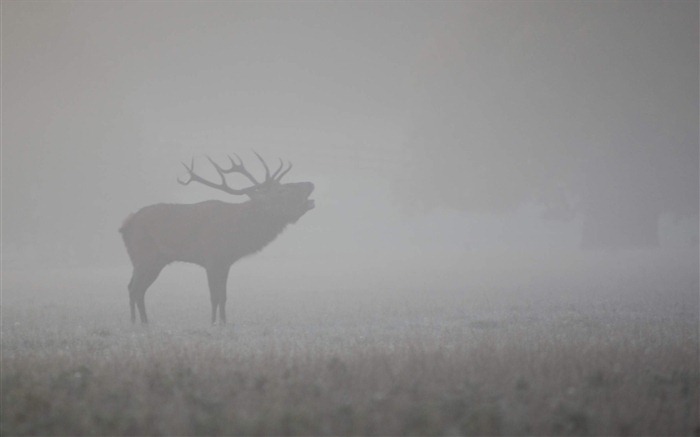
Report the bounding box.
[286,181,315,222]
[300,182,315,211]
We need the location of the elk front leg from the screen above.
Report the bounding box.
[219,287,227,325]
[206,266,229,325]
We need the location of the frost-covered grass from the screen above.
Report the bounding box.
[2,249,698,435]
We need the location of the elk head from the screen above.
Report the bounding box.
[178,152,315,222]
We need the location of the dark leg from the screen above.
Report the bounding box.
[128,277,136,323]
[219,289,227,325]
[128,264,164,324]
[209,288,218,325]
[206,266,229,325]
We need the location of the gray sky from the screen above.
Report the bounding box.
[2,1,698,269]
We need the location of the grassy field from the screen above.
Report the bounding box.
[2,249,698,435]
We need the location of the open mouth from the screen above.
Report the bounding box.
[304,183,315,210]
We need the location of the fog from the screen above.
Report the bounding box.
[2,2,699,435]
[4,1,697,268]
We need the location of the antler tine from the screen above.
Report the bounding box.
[177,158,195,185]
[206,155,227,177]
[253,151,271,182]
[177,157,255,195]
[275,161,293,182]
[270,158,285,180]
[222,154,260,185]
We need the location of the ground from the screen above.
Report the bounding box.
[2,249,698,435]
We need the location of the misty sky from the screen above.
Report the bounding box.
[2,1,698,269]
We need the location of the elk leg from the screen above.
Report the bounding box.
[128,265,163,324]
[128,276,136,323]
[130,298,136,323]
[206,266,228,325]
[209,290,218,325]
[219,268,230,325]
[219,290,227,325]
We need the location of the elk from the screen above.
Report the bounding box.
[120,153,315,324]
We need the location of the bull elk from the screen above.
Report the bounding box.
[120,152,315,324]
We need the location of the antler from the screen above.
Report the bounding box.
[177,157,259,195]
[253,152,293,183]
[216,154,261,185]
[177,152,293,195]
[275,161,293,182]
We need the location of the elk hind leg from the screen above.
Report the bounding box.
[128,264,164,324]
[128,276,136,323]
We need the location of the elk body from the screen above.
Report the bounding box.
[120,153,314,324]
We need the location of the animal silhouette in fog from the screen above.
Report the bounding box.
[120,153,315,324]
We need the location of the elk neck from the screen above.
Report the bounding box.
[214,199,296,261]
